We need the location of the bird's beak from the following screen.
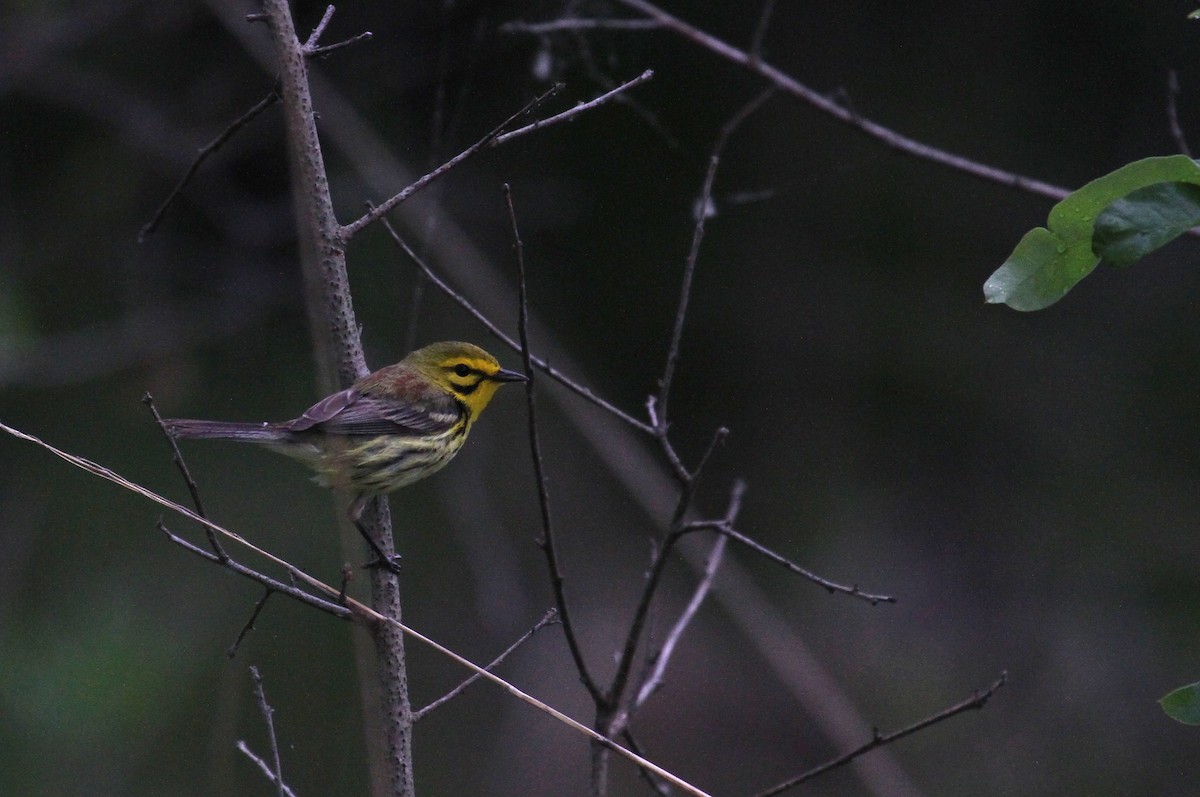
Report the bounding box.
[493,367,529,382]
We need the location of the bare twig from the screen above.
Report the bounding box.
[302,4,336,49]
[635,533,727,708]
[606,0,1070,202]
[566,27,679,148]
[143,392,228,561]
[656,87,774,427]
[248,666,289,797]
[346,71,655,239]
[415,608,559,720]
[390,597,716,797]
[138,5,371,243]
[308,30,373,58]
[137,86,280,242]
[1167,70,1192,157]
[340,84,562,240]
[607,94,773,723]
[236,741,299,797]
[755,673,1008,796]
[748,0,776,61]
[506,184,604,703]
[159,521,352,619]
[682,518,894,605]
[500,18,662,34]
[375,212,654,434]
[298,4,372,61]
[493,69,654,145]
[228,589,274,658]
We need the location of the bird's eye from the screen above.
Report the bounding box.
[453,364,471,378]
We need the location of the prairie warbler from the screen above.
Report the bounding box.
[165,341,527,567]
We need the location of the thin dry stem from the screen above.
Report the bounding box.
[237,741,299,797]
[588,0,1073,201]
[635,532,727,708]
[137,86,280,242]
[494,69,654,145]
[248,666,289,797]
[755,673,1007,796]
[506,184,604,703]
[158,521,352,619]
[143,392,228,561]
[341,84,562,240]
[500,18,661,34]
[682,518,894,604]
[415,609,559,720]
[228,589,274,659]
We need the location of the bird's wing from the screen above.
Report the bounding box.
[287,389,462,436]
[287,387,361,431]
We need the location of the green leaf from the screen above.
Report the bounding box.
[1093,182,1200,268]
[984,155,1200,311]
[982,226,1099,311]
[1160,681,1200,724]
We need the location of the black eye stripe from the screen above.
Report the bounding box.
[447,362,485,378]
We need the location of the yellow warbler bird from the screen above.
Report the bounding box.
[165,341,527,568]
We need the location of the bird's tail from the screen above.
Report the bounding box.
[164,418,291,443]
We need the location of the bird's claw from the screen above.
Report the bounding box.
[363,553,403,575]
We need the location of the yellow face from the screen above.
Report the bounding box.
[408,342,527,418]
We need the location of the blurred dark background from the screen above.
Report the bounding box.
[3,1,1199,795]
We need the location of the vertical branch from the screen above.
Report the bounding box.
[504,184,604,704]
[248,666,289,797]
[261,0,366,389]
[589,96,776,795]
[257,4,411,797]
[656,88,773,425]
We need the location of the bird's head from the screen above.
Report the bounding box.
[405,341,527,416]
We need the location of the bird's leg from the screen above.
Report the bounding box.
[354,521,402,574]
[349,495,402,575]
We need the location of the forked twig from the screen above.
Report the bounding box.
[494,69,654,145]
[244,666,290,797]
[559,0,1073,201]
[340,84,563,240]
[345,70,654,240]
[158,521,352,618]
[143,392,228,561]
[607,91,776,724]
